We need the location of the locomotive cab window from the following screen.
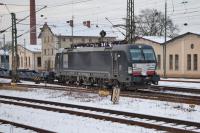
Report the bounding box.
[143,49,156,61]
[130,48,155,62]
[130,49,144,61]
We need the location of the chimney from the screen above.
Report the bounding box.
[30,0,37,45]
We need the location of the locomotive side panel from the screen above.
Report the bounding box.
[60,51,113,79]
[68,51,112,72]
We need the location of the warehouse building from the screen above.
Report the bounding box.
[8,44,42,71]
[135,32,200,78]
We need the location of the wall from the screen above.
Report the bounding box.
[9,45,42,71]
[136,34,200,78]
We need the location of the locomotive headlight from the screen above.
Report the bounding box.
[128,67,132,74]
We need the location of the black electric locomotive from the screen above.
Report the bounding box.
[55,44,160,90]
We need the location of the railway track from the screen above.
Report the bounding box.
[121,90,200,105]
[1,82,200,105]
[0,118,54,133]
[151,85,200,94]
[0,95,200,133]
[160,79,200,84]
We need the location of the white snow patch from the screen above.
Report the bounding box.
[0,88,200,123]
[0,104,157,133]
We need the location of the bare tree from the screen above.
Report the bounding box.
[135,9,179,37]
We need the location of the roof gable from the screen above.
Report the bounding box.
[18,44,41,53]
[136,36,171,44]
[38,23,54,38]
[165,32,200,44]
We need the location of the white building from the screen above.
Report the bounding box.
[9,44,42,71]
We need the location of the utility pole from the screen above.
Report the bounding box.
[71,15,74,46]
[24,38,26,68]
[2,34,7,69]
[163,0,167,78]
[126,0,135,43]
[11,13,18,83]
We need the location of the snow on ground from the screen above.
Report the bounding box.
[0,124,35,133]
[0,78,11,83]
[0,87,200,123]
[161,78,200,82]
[158,81,200,89]
[0,78,200,132]
[0,104,158,133]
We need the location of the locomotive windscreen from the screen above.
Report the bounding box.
[130,48,156,62]
[143,49,156,61]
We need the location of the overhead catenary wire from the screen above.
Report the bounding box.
[1,0,200,43]
[0,5,47,34]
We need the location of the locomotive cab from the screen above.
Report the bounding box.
[127,45,160,85]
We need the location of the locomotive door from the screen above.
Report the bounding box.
[112,52,119,77]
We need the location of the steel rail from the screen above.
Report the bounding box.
[151,85,200,94]
[160,79,200,84]
[0,119,55,133]
[1,83,200,105]
[0,95,200,133]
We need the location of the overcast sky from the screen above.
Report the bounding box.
[0,0,200,44]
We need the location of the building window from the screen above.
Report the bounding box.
[44,49,46,55]
[175,54,179,71]
[25,57,27,67]
[44,37,46,43]
[191,44,194,49]
[81,38,85,43]
[194,54,198,71]
[187,54,191,70]
[29,57,31,67]
[62,38,66,41]
[21,57,23,67]
[48,36,50,43]
[52,49,53,55]
[37,57,41,67]
[52,60,54,68]
[18,57,20,67]
[89,38,92,43]
[169,55,173,70]
[157,55,161,70]
[69,38,73,42]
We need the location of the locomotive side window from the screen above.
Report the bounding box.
[63,53,68,68]
[130,49,144,61]
[143,49,156,61]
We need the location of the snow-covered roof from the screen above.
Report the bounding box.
[165,32,200,44]
[140,36,171,44]
[50,25,117,38]
[0,50,9,55]
[18,44,42,53]
[39,23,119,39]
